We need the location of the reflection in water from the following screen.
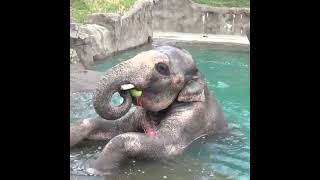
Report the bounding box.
[70,43,250,180]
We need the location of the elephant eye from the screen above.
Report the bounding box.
[155,63,170,76]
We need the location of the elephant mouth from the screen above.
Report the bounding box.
[120,83,145,107]
[132,96,143,107]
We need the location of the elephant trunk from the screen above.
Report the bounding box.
[93,52,153,120]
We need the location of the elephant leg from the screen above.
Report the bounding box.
[70,107,146,148]
[88,131,187,175]
[70,118,95,147]
[87,103,206,175]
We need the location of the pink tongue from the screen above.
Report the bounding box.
[144,127,156,137]
[136,97,142,107]
[143,121,157,137]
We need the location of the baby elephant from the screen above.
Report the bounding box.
[70,46,228,175]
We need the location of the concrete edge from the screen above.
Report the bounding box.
[153,32,250,45]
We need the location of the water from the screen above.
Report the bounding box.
[70,42,250,180]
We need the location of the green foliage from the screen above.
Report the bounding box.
[70,0,250,23]
[71,0,137,23]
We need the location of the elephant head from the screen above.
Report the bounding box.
[93,46,205,120]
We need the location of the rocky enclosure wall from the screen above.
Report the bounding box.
[70,0,153,69]
[153,0,250,35]
[70,0,250,69]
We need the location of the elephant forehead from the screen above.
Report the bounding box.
[133,50,169,68]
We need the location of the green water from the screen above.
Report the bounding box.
[70,42,250,180]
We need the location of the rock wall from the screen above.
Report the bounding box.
[70,0,250,69]
[70,0,153,69]
[152,0,250,35]
[70,49,79,64]
[119,1,153,51]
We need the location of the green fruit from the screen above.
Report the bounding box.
[130,89,142,97]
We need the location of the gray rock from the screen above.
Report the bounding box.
[70,0,153,69]
[70,23,112,69]
[69,0,250,70]
[86,13,121,30]
[86,0,153,52]
[85,14,120,56]
[80,24,114,60]
[70,49,79,64]
[118,0,153,51]
[70,23,90,48]
[152,0,250,35]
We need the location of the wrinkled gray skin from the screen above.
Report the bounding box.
[70,46,228,175]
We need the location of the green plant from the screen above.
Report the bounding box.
[71,0,137,23]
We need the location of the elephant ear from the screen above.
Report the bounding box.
[177,73,205,102]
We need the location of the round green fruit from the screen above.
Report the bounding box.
[130,89,142,97]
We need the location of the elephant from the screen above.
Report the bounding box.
[70,46,229,175]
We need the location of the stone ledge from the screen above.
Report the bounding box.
[153,32,249,45]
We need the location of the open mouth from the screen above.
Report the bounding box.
[120,84,144,107]
[133,96,143,107]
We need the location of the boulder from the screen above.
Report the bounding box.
[70,23,113,69]
[70,0,154,70]
[70,48,79,64]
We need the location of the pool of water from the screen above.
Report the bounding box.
[70,42,250,180]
